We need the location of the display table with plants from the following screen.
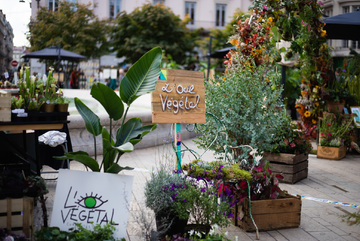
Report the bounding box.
[317,112,355,160]
[10,66,70,123]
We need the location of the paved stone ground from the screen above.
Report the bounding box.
[39,139,360,241]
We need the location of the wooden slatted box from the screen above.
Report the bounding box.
[0,90,11,122]
[0,198,34,238]
[234,193,301,232]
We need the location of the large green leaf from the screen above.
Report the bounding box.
[106,163,134,174]
[120,47,162,105]
[116,118,157,146]
[91,83,124,121]
[102,127,116,172]
[75,98,102,136]
[55,151,100,172]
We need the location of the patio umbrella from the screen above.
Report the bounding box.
[22,46,86,61]
[208,46,235,59]
[324,10,360,40]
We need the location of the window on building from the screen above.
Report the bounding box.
[153,0,165,4]
[48,0,59,11]
[216,4,226,27]
[48,0,77,11]
[110,0,121,19]
[185,2,196,25]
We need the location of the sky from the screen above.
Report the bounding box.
[0,0,32,46]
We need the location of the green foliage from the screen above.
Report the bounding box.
[55,47,161,173]
[28,1,110,59]
[182,160,252,182]
[319,112,355,147]
[343,211,360,226]
[34,223,122,241]
[144,168,186,214]
[195,63,283,161]
[342,50,360,106]
[264,111,312,154]
[173,178,232,229]
[111,3,198,65]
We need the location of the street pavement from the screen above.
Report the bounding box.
[41,138,360,241]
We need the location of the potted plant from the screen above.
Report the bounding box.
[144,168,189,239]
[55,90,70,112]
[182,158,301,233]
[262,112,313,183]
[56,47,161,173]
[145,167,232,239]
[317,111,355,160]
[324,69,353,113]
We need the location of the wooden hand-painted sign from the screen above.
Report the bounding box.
[51,169,133,240]
[152,69,206,123]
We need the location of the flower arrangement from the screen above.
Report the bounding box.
[318,112,355,147]
[265,112,313,155]
[182,159,285,208]
[145,167,232,238]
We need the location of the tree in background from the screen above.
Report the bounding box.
[28,1,110,59]
[111,3,199,65]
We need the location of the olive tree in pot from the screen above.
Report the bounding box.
[56,47,162,173]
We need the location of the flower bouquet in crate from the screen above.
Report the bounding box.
[317,111,355,160]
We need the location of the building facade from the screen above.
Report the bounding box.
[29,0,251,81]
[0,10,14,79]
[31,0,251,30]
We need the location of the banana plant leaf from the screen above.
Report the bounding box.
[106,163,134,173]
[120,47,162,105]
[91,83,124,121]
[55,151,100,172]
[75,97,102,136]
[116,118,157,146]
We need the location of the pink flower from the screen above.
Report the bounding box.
[262,5,267,10]
[318,1,324,6]
[290,143,296,148]
[326,124,331,127]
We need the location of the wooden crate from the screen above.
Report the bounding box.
[0,90,11,122]
[263,153,308,184]
[234,193,301,232]
[0,198,34,238]
[317,145,346,160]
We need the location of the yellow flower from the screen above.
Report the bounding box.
[320,30,326,37]
[229,38,238,46]
[312,119,317,124]
[304,111,311,118]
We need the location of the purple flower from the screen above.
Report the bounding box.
[227,212,234,219]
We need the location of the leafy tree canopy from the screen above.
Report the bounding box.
[28,1,110,59]
[111,3,199,65]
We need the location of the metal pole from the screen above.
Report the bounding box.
[281,65,286,100]
[207,36,213,81]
